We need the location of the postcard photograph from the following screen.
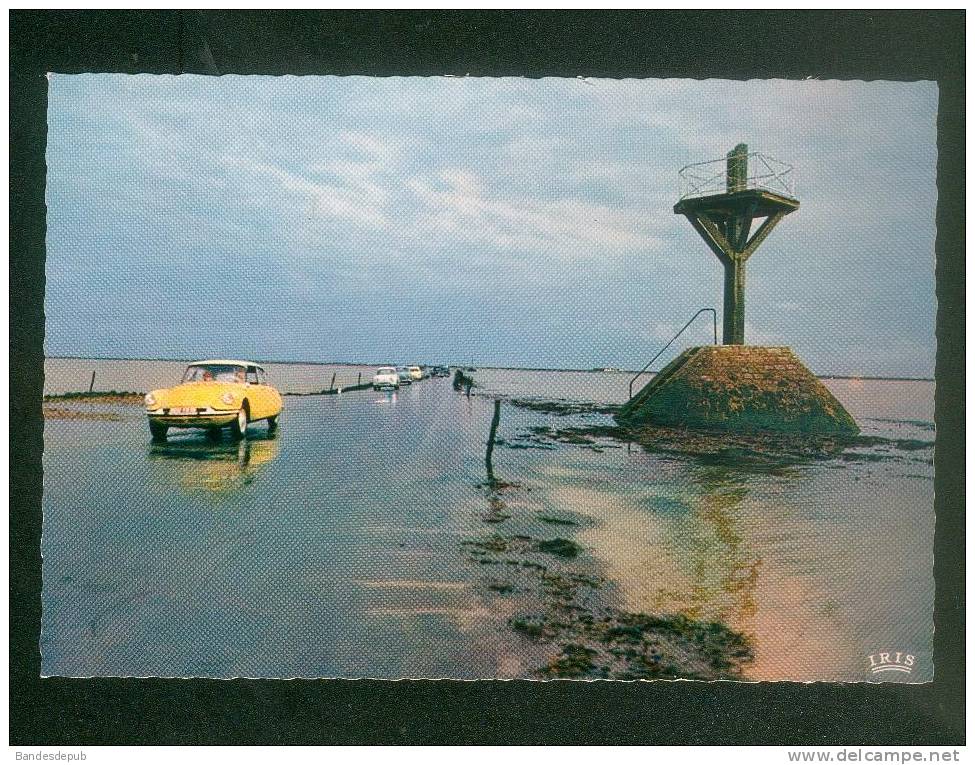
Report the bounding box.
[40,74,937,683]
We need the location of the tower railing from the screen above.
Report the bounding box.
[678,152,796,200]
[628,308,718,400]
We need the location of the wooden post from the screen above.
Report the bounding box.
[357,372,362,386]
[485,399,501,485]
[329,372,337,391]
[88,370,96,393]
[726,143,748,193]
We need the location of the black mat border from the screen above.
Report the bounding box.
[10,10,965,746]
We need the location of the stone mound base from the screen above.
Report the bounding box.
[617,345,859,436]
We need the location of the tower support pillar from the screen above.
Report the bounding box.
[722,257,746,345]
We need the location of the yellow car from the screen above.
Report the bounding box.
[144,359,283,441]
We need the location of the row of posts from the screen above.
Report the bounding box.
[328,371,364,392]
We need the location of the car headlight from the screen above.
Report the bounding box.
[220,392,236,405]
[144,393,157,408]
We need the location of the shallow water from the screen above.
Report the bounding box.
[41,359,934,681]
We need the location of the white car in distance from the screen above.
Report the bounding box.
[372,366,401,390]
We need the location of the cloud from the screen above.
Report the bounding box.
[338,130,391,158]
[402,167,659,258]
[235,158,389,229]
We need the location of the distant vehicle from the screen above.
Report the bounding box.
[144,359,282,442]
[372,366,400,390]
[430,366,450,378]
[408,365,424,381]
[396,367,413,385]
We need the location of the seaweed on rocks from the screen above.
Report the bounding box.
[514,417,927,469]
[507,398,621,417]
[504,425,625,452]
[461,401,755,681]
[43,407,123,421]
[43,391,144,404]
[534,538,582,559]
[461,522,754,680]
[537,515,582,527]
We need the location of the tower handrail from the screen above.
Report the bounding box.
[678,152,796,200]
[627,308,718,400]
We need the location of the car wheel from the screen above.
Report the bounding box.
[230,405,248,439]
[149,421,168,442]
[267,415,279,434]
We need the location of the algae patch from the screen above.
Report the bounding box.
[462,483,754,681]
[537,515,581,527]
[471,534,754,680]
[44,391,144,405]
[43,407,122,421]
[535,538,582,558]
[513,417,900,469]
[504,424,624,453]
[507,398,621,417]
[43,391,145,421]
[461,399,755,680]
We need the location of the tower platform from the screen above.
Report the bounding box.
[617,345,859,436]
[673,188,799,220]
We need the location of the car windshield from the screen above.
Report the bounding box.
[183,364,245,383]
[377,368,396,374]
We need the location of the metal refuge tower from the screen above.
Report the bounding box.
[674,144,799,345]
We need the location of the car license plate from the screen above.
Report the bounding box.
[170,407,196,415]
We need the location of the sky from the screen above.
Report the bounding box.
[45,75,938,376]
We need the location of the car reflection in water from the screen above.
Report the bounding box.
[148,431,279,494]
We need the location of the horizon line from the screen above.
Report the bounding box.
[42,355,936,383]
